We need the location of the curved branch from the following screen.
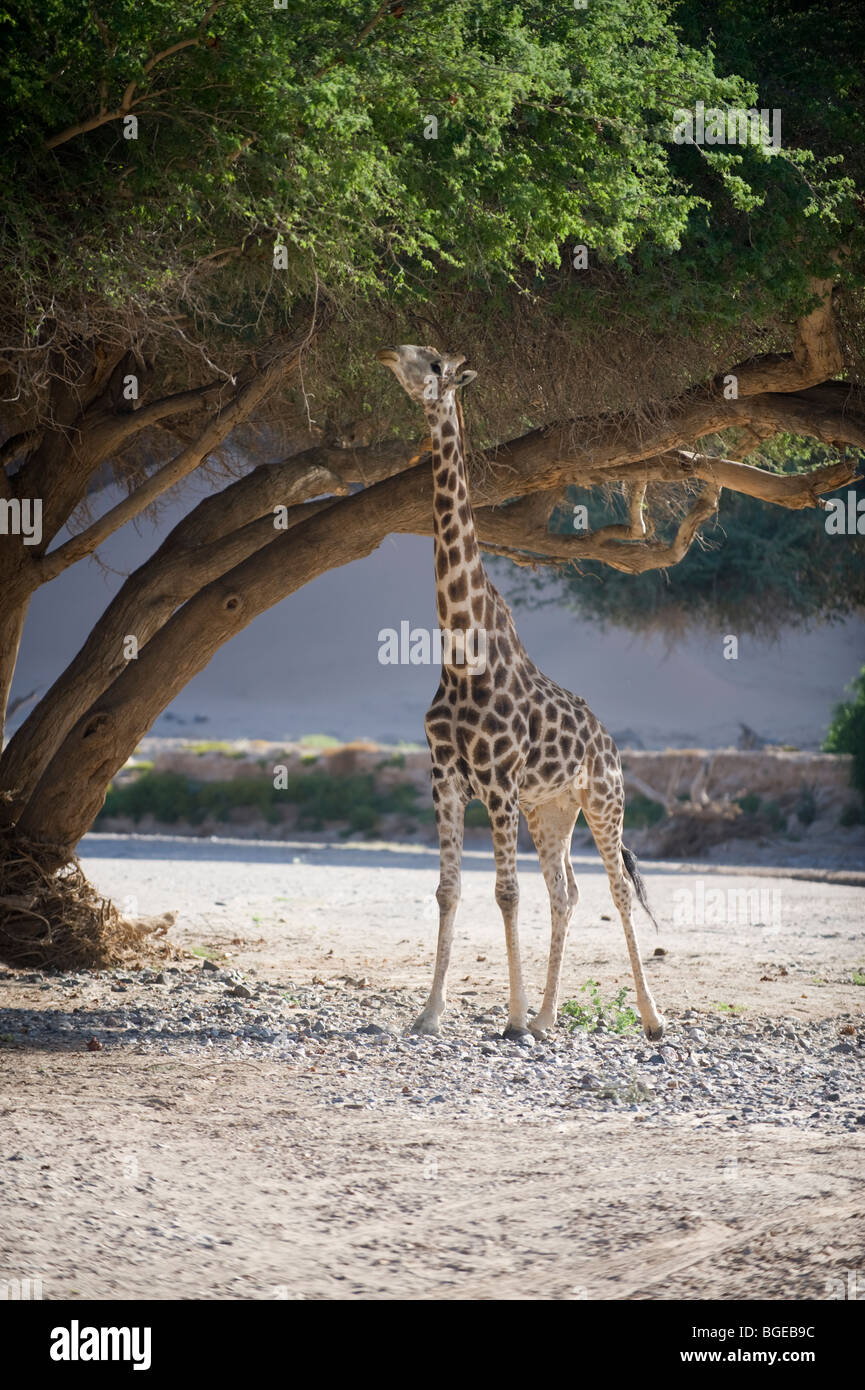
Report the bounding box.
[720,275,842,397]
[1,462,345,813]
[475,484,721,573]
[37,346,306,582]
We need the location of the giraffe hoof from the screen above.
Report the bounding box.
[502,1025,530,1041]
[528,1018,552,1040]
[644,1017,666,1043]
[409,1015,441,1037]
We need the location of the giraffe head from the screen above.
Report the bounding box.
[376,345,476,406]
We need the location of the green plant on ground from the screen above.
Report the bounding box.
[464,800,490,828]
[852,970,865,986]
[297,734,341,750]
[736,793,761,815]
[562,980,639,1035]
[714,1001,746,1015]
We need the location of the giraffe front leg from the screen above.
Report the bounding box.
[411,786,464,1036]
[491,803,529,1037]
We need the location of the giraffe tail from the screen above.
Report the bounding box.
[622,845,660,933]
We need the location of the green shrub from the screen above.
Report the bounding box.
[465,800,490,827]
[824,666,865,799]
[623,795,664,829]
[762,799,786,832]
[99,767,421,836]
[795,784,817,827]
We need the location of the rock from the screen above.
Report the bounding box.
[201,959,219,972]
[357,1023,390,1035]
[229,983,254,999]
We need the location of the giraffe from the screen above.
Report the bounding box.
[376,345,665,1043]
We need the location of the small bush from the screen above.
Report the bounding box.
[840,803,862,827]
[465,800,490,827]
[562,980,639,1034]
[623,795,664,829]
[795,784,817,827]
[824,666,865,797]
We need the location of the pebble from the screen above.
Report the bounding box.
[1,966,861,1133]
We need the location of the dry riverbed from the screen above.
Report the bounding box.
[1,832,863,1300]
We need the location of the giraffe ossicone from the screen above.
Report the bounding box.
[376,345,665,1043]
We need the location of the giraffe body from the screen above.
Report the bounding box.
[376,346,665,1042]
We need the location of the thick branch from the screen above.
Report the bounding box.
[37,346,307,582]
[721,276,842,397]
[0,462,344,812]
[474,484,721,573]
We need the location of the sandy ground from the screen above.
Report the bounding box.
[1,833,863,1302]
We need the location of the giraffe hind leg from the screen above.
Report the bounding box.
[525,797,580,1037]
[581,779,665,1042]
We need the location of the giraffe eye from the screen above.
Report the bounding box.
[430,361,442,375]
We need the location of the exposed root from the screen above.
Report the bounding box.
[0,828,176,970]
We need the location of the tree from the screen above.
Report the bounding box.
[1,0,864,962]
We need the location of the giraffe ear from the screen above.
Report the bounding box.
[454,370,477,388]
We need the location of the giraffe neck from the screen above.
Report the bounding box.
[426,396,488,639]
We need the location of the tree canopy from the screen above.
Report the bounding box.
[1,0,862,421]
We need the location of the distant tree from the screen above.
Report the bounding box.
[518,440,865,637]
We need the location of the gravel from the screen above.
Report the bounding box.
[2,963,862,1133]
